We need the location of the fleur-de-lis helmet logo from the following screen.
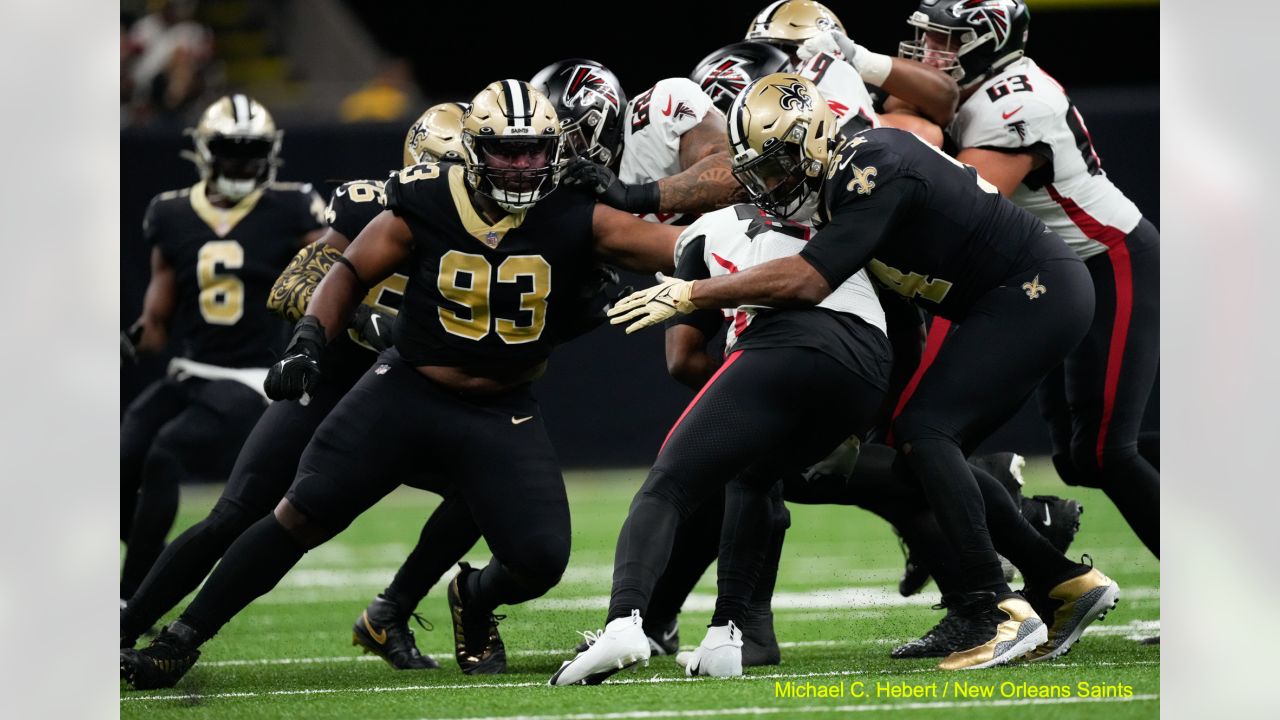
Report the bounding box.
[770,81,813,111]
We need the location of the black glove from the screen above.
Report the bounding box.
[120,324,144,365]
[264,316,325,401]
[563,157,661,214]
[351,304,396,352]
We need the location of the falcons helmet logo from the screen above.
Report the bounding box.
[562,65,621,110]
[951,0,1018,49]
[697,55,752,106]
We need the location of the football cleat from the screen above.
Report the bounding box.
[891,600,967,659]
[896,533,931,597]
[676,622,744,677]
[447,563,507,674]
[1024,560,1120,662]
[549,610,651,686]
[1021,495,1084,554]
[741,602,781,667]
[936,594,1046,670]
[576,615,679,657]
[120,621,202,690]
[971,452,1026,498]
[351,594,441,670]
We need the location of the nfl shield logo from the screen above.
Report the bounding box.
[374,364,390,375]
[484,231,500,248]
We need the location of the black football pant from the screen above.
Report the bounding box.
[180,348,568,640]
[609,346,884,628]
[121,346,480,643]
[120,375,266,600]
[1038,218,1160,557]
[892,257,1094,596]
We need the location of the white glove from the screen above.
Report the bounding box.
[606,273,697,335]
[798,31,893,86]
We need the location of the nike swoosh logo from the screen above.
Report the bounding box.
[512,415,533,425]
[662,626,679,642]
[361,611,388,644]
[662,95,673,116]
[1002,106,1023,120]
[369,313,382,335]
[1042,505,1052,527]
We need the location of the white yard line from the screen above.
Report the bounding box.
[423,694,1160,720]
[121,660,1159,703]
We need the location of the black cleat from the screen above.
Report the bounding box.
[891,600,968,659]
[576,615,679,656]
[741,601,781,667]
[971,452,1026,498]
[447,563,507,674]
[120,621,202,690]
[1020,495,1083,554]
[352,594,441,670]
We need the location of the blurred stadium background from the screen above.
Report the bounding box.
[121,0,1159,468]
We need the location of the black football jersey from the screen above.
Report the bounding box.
[800,127,1075,320]
[383,163,597,368]
[324,178,413,352]
[144,180,325,367]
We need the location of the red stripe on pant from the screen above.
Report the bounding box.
[660,350,744,454]
[1096,243,1134,467]
[886,318,952,447]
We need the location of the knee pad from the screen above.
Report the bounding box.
[638,468,701,520]
[272,499,335,550]
[205,500,257,543]
[501,535,570,595]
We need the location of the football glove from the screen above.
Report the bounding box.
[563,158,662,214]
[606,274,697,334]
[798,31,892,86]
[351,304,396,352]
[120,323,144,365]
[264,316,325,402]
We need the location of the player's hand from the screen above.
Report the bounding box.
[264,316,326,401]
[606,274,697,334]
[563,158,661,214]
[120,324,144,365]
[798,30,861,65]
[351,304,396,352]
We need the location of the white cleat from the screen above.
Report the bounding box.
[675,622,743,677]
[549,610,651,686]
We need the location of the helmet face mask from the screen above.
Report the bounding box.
[461,80,564,213]
[899,1,1031,88]
[732,127,814,218]
[188,94,281,202]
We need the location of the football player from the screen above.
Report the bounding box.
[120,94,325,605]
[119,80,681,690]
[897,0,1160,562]
[744,0,959,142]
[583,74,1120,673]
[122,104,477,675]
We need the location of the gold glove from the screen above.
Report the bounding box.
[606,274,697,335]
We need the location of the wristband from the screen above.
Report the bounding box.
[857,50,893,87]
[630,180,662,215]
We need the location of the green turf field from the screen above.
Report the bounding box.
[120,458,1159,719]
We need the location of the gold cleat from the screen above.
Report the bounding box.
[1026,567,1120,662]
[938,597,1047,670]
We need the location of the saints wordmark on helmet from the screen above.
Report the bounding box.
[770,82,813,111]
[951,0,1018,49]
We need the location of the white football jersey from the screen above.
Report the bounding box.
[675,205,886,350]
[792,51,880,133]
[950,57,1141,260]
[619,77,715,225]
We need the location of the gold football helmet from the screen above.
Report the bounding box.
[727,72,838,219]
[187,94,282,201]
[461,80,563,212]
[403,102,468,166]
[745,0,846,51]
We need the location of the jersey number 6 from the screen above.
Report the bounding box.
[197,240,245,325]
[437,250,551,344]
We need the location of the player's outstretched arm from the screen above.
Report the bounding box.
[658,111,748,214]
[126,247,177,357]
[306,211,412,342]
[591,204,679,274]
[877,59,959,127]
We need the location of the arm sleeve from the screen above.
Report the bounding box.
[799,178,917,288]
[266,242,346,321]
